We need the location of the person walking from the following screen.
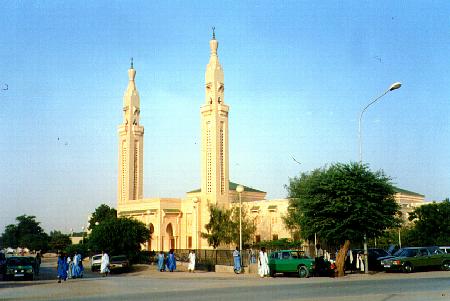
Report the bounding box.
[34,252,41,276]
[57,252,68,283]
[188,250,196,273]
[157,251,165,272]
[100,251,110,277]
[167,249,176,272]
[258,247,269,278]
[233,246,241,273]
[66,255,72,279]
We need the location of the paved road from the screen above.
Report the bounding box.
[1,258,449,301]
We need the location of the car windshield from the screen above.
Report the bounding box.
[395,249,418,257]
[92,255,102,260]
[111,256,126,261]
[7,257,31,266]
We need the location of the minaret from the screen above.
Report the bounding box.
[200,29,230,208]
[118,59,144,204]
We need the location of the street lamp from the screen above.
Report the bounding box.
[81,226,85,244]
[358,82,402,274]
[192,197,199,250]
[236,185,244,265]
[359,82,402,164]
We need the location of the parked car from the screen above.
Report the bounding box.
[268,250,315,278]
[346,248,391,271]
[91,254,102,272]
[109,255,130,273]
[4,256,34,280]
[440,246,450,254]
[381,247,450,273]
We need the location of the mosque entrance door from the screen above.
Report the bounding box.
[166,223,174,250]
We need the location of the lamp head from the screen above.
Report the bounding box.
[236,185,244,193]
[389,82,402,91]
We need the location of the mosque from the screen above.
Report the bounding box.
[116,33,425,251]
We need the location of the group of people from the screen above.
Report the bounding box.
[157,249,196,272]
[57,252,84,283]
[233,246,270,278]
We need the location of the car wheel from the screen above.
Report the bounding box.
[270,269,276,277]
[441,261,450,271]
[298,265,309,278]
[403,263,413,273]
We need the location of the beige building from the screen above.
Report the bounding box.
[116,33,425,251]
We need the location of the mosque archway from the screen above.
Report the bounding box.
[166,223,175,250]
[148,223,154,251]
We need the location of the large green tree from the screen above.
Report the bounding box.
[407,198,450,246]
[48,230,72,251]
[284,162,400,276]
[1,215,49,251]
[202,204,256,249]
[88,216,150,262]
[88,204,117,230]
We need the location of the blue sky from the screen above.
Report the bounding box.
[1,1,449,233]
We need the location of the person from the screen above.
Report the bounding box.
[157,251,165,272]
[72,252,81,278]
[258,247,269,278]
[35,252,41,276]
[188,250,196,272]
[67,255,72,279]
[57,252,68,283]
[233,246,241,273]
[167,249,176,272]
[100,251,110,277]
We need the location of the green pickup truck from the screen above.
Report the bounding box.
[268,250,315,278]
[381,247,450,273]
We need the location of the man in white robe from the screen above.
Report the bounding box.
[100,251,110,277]
[258,247,269,277]
[188,250,196,272]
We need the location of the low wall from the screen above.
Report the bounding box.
[215,263,258,274]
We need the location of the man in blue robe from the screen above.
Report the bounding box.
[167,249,176,272]
[57,253,68,283]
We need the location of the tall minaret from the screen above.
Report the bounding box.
[200,29,230,208]
[118,59,144,204]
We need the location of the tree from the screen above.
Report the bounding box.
[88,217,150,262]
[1,215,49,251]
[202,205,233,249]
[201,204,256,249]
[230,204,256,248]
[407,198,450,246]
[48,231,72,251]
[88,204,117,230]
[284,162,400,277]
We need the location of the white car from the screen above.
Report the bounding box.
[91,254,102,272]
[439,246,450,254]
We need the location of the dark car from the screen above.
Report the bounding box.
[381,247,450,273]
[0,252,6,275]
[268,250,315,278]
[5,256,34,280]
[109,255,130,273]
[346,248,390,272]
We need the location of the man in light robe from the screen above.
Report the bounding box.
[100,251,110,277]
[188,250,196,272]
[157,251,165,272]
[233,247,241,273]
[258,247,269,278]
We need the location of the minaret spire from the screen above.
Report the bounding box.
[212,26,215,40]
[130,57,134,69]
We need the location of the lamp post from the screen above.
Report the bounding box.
[192,197,199,250]
[236,185,244,265]
[81,226,85,244]
[358,82,401,274]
